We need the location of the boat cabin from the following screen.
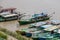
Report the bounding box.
[0,12,18,21]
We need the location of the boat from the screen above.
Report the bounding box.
[50,19,60,25]
[18,13,50,25]
[32,30,60,40]
[18,28,38,36]
[25,25,54,38]
[29,22,47,28]
[0,12,18,22]
[32,34,60,40]
[0,7,25,22]
[29,19,60,28]
[32,24,54,30]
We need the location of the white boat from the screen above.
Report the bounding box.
[0,12,18,21]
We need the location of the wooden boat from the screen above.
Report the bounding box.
[0,12,18,22]
[18,13,50,25]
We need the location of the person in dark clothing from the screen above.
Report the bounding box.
[51,30,54,34]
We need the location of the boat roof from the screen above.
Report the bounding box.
[0,12,17,17]
[1,8,16,11]
[41,25,53,29]
[2,14,17,17]
[30,22,47,26]
[0,12,10,15]
[44,26,59,31]
[51,19,60,24]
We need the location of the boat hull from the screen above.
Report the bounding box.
[0,17,18,22]
[18,17,50,25]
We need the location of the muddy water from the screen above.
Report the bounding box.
[0,20,17,32]
[0,20,29,32]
